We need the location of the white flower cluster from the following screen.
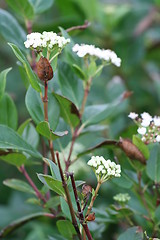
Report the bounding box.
[24,31,70,50]
[113,193,131,203]
[87,156,121,181]
[128,112,160,143]
[72,44,121,67]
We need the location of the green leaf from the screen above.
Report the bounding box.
[8,43,41,92]
[18,63,30,89]
[146,144,160,183]
[25,86,60,130]
[22,122,40,148]
[29,0,54,14]
[0,212,52,238]
[3,179,35,195]
[60,197,71,221]
[58,61,83,108]
[0,93,18,130]
[36,121,68,140]
[0,153,27,167]
[37,174,65,196]
[0,124,41,158]
[72,64,86,80]
[43,158,61,180]
[112,172,133,189]
[0,68,12,100]
[132,135,149,160]
[117,226,143,240]
[52,92,80,128]
[44,196,60,209]
[56,220,77,240]
[6,0,34,20]
[82,94,126,127]
[17,119,31,135]
[0,9,26,51]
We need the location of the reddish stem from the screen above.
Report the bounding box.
[70,173,93,240]
[19,165,46,204]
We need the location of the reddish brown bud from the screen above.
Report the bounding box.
[82,184,92,196]
[86,212,95,222]
[36,56,53,81]
[118,137,146,164]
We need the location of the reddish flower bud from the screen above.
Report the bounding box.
[36,56,53,81]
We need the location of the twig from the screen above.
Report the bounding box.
[85,181,102,218]
[25,20,37,71]
[19,165,47,204]
[43,80,56,163]
[59,21,91,35]
[56,152,82,240]
[79,78,92,118]
[69,173,93,240]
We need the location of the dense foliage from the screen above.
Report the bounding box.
[0,0,160,239]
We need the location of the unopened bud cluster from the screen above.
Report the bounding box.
[72,44,121,67]
[113,193,130,203]
[87,156,121,182]
[24,31,70,51]
[128,112,160,144]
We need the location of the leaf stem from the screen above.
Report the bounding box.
[80,78,92,118]
[19,165,46,204]
[43,80,56,163]
[85,181,102,218]
[56,152,82,240]
[69,173,93,240]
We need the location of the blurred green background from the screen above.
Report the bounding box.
[0,0,160,239]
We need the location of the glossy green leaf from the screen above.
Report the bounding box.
[36,121,68,140]
[132,135,149,160]
[37,174,65,196]
[6,0,34,20]
[0,124,41,158]
[60,197,71,221]
[56,220,77,240]
[43,158,61,180]
[146,144,160,183]
[0,212,52,238]
[29,0,54,14]
[44,196,60,209]
[0,9,26,51]
[72,64,86,80]
[112,172,133,189]
[3,179,35,195]
[18,63,30,89]
[25,86,60,130]
[0,153,27,167]
[0,68,12,100]
[58,61,83,108]
[52,92,80,128]
[118,226,143,240]
[17,119,31,135]
[0,93,18,130]
[82,94,126,127]
[8,43,41,92]
[22,122,40,148]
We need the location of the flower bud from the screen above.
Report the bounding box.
[118,137,146,164]
[36,56,53,81]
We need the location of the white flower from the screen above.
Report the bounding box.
[141,112,152,122]
[72,44,121,67]
[141,119,151,127]
[156,135,160,142]
[137,127,146,135]
[24,31,70,50]
[153,116,160,126]
[128,112,138,120]
[87,156,121,180]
